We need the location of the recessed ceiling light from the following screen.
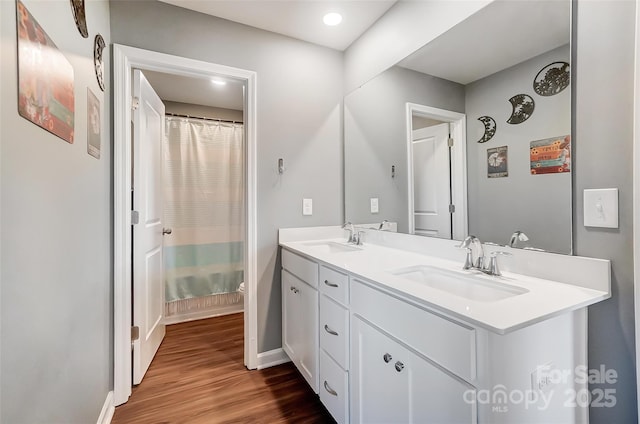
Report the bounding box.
[211,79,227,86]
[323,12,342,26]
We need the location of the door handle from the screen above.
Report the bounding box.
[162,228,172,235]
[324,324,339,336]
[324,279,339,288]
[324,380,338,396]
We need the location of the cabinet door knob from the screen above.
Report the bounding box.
[324,324,339,336]
[324,279,339,288]
[324,380,338,396]
[383,353,392,363]
[395,361,405,372]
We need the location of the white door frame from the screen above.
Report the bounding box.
[113,44,258,406]
[405,103,468,240]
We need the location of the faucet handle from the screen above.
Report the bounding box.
[461,247,474,270]
[356,230,365,246]
[487,251,512,276]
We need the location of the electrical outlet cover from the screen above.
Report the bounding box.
[302,198,313,216]
[370,197,379,214]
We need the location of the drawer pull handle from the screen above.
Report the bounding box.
[324,324,339,336]
[290,286,299,294]
[324,279,339,288]
[324,380,338,396]
[383,353,392,363]
[395,361,405,372]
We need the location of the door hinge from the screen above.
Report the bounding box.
[131,96,140,111]
[448,137,454,147]
[449,204,456,213]
[131,210,139,225]
[131,326,140,342]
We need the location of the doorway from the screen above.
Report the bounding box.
[113,44,258,406]
[405,103,468,240]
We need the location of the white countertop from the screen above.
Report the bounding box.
[279,236,610,334]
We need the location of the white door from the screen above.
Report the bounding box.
[410,123,452,238]
[132,69,166,384]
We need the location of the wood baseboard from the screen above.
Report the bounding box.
[256,348,290,370]
[97,391,115,424]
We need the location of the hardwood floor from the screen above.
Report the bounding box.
[112,313,335,424]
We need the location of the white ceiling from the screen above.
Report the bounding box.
[144,1,570,110]
[398,1,570,85]
[143,70,245,111]
[158,0,398,51]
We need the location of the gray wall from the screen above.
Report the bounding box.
[466,45,572,253]
[110,0,344,353]
[0,0,113,423]
[575,1,637,422]
[344,66,464,232]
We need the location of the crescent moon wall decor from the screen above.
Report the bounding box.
[533,61,570,96]
[477,116,496,143]
[94,34,106,91]
[507,94,535,124]
[70,0,88,38]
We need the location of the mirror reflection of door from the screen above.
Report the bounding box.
[410,121,452,239]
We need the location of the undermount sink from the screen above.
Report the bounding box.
[303,240,362,254]
[389,265,528,302]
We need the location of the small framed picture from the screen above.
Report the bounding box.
[487,146,508,178]
[87,88,101,159]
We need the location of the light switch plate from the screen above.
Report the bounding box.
[584,188,618,228]
[370,197,379,214]
[302,198,313,216]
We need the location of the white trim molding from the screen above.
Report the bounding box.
[112,44,258,406]
[405,103,468,240]
[256,348,291,370]
[96,391,115,424]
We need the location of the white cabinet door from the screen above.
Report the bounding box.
[282,270,300,361]
[409,351,477,424]
[282,269,319,393]
[351,316,476,424]
[297,276,319,392]
[351,317,409,424]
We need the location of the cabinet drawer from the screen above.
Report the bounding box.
[319,265,349,305]
[320,350,349,424]
[320,294,349,369]
[351,279,476,383]
[282,249,318,288]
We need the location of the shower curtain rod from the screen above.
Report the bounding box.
[165,112,243,124]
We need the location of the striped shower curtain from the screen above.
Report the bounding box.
[163,116,244,317]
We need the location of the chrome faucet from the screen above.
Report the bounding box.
[458,235,485,270]
[458,235,511,276]
[509,231,529,248]
[378,220,388,230]
[342,222,356,243]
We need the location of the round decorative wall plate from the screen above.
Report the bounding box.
[533,61,570,96]
[477,116,496,143]
[94,34,105,92]
[70,0,88,38]
[507,94,535,125]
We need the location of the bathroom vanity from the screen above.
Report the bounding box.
[279,226,610,424]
